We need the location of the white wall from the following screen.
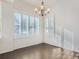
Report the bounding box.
[0,1,3,53]
[44,0,79,52]
[1,0,79,54]
[55,0,79,52]
[0,1,14,54]
[13,0,42,49]
[0,0,42,54]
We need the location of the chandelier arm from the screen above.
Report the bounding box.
[34,0,50,16]
[42,0,44,5]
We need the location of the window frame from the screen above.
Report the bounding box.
[14,12,40,38]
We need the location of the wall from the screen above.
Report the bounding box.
[1,0,79,54]
[44,0,79,52]
[55,0,79,52]
[13,0,42,49]
[0,0,14,54]
[0,0,3,53]
[0,0,42,54]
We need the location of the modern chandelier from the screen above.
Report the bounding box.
[34,0,50,16]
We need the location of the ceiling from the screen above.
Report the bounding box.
[23,0,56,8]
[4,0,56,8]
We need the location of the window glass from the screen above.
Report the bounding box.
[45,16,49,32]
[14,13,21,35]
[14,13,39,37]
[34,16,39,32]
[28,16,35,34]
[22,15,28,34]
[45,16,54,33]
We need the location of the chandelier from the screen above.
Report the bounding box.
[34,0,50,16]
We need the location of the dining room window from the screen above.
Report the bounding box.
[44,15,55,40]
[14,12,39,37]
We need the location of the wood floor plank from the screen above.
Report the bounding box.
[0,43,79,59]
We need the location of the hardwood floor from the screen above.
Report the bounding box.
[0,43,79,59]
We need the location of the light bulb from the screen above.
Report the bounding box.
[34,8,38,12]
[47,8,50,12]
[38,11,41,15]
[44,11,47,14]
[41,5,44,9]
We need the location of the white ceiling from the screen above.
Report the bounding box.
[4,0,56,8]
[23,0,56,8]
